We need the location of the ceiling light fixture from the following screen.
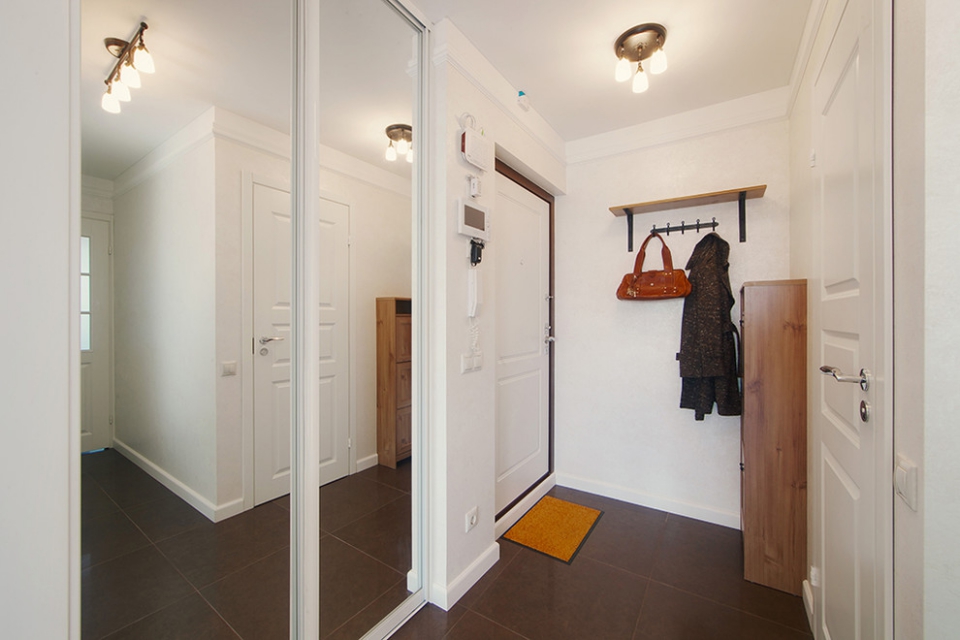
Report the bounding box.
[101,22,155,114]
[613,23,667,94]
[385,124,413,163]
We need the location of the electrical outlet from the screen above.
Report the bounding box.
[465,506,478,532]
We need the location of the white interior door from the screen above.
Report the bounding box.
[494,174,551,514]
[80,217,112,452]
[813,0,888,636]
[253,183,292,505]
[319,196,350,486]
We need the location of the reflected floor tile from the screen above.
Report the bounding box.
[390,604,468,640]
[81,510,151,569]
[324,579,411,640]
[357,459,412,494]
[202,547,290,640]
[103,593,240,640]
[320,474,406,532]
[125,491,210,543]
[331,496,411,573]
[447,611,529,640]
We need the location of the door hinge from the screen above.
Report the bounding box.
[108,243,114,256]
[347,437,352,449]
[347,235,353,247]
[809,149,817,168]
[109,415,114,425]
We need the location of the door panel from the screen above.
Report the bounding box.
[495,175,551,514]
[80,217,112,452]
[253,183,293,504]
[318,196,350,486]
[813,0,886,636]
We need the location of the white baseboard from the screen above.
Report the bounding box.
[802,579,815,631]
[555,472,741,530]
[429,541,499,611]
[494,473,557,539]
[111,438,242,522]
[356,453,379,472]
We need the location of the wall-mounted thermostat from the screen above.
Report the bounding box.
[458,198,490,242]
[461,129,494,172]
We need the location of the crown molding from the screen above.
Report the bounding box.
[566,87,790,165]
[81,175,115,215]
[786,0,830,117]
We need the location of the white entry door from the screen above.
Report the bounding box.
[318,196,350,486]
[253,183,293,505]
[813,0,889,637]
[80,217,112,452]
[494,173,551,514]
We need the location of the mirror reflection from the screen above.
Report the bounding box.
[79,0,294,634]
[79,0,420,638]
[317,0,420,637]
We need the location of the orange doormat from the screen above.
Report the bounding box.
[503,495,602,563]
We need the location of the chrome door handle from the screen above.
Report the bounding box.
[819,365,871,392]
[259,336,285,345]
[544,336,555,344]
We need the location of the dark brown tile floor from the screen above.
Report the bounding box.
[85,451,811,640]
[81,448,413,640]
[395,485,813,640]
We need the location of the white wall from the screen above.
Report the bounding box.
[922,0,960,633]
[113,127,219,506]
[556,120,791,528]
[427,19,566,608]
[0,0,77,636]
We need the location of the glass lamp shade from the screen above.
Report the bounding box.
[396,137,410,155]
[650,48,668,75]
[406,150,413,163]
[134,45,155,73]
[615,56,633,82]
[119,62,141,88]
[385,144,397,162]
[101,89,121,113]
[632,67,649,93]
[111,81,131,102]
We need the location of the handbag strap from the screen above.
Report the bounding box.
[632,232,676,274]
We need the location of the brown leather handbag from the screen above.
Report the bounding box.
[616,232,692,300]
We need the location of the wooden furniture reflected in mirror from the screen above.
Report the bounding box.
[377,297,412,468]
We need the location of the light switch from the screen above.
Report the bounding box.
[894,454,918,511]
[221,361,238,377]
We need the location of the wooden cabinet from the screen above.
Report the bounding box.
[740,280,807,595]
[377,297,412,468]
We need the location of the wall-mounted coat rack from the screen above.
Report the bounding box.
[650,217,718,236]
[610,185,766,252]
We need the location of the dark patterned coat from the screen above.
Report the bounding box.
[678,233,742,420]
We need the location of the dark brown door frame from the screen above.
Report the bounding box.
[494,159,556,521]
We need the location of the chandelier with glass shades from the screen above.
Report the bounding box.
[613,23,668,93]
[101,22,155,114]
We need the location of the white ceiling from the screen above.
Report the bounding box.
[81,0,813,181]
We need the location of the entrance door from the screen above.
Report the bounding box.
[318,196,350,486]
[494,170,552,515]
[813,0,889,636]
[80,217,112,452]
[253,183,293,505]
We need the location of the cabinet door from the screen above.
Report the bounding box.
[396,361,412,408]
[396,405,412,458]
[396,316,412,362]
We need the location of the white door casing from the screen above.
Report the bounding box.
[253,183,293,505]
[318,195,350,486]
[812,0,890,637]
[80,216,112,452]
[494,174,551,514]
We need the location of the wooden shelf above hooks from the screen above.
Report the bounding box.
[610,185,766,251]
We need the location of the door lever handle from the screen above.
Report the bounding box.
[819,365,871,391]
[259,336,285,345]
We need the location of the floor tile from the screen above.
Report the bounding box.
[331,496,411,573]
[634,582,813,639]
[125,492,211,543]
[320,474,406,533]
[549,486,661,517]
[447,611,529,639]
[272,494,291,511]
[357,460,412,494]
[102,593,240,640]
[157,503,290,588]
[389,604,467,640]
[202,548,290,640]
[457,540,522,611]
[472,547,648,640]
[320,535,405,638]
[90,461,174,509]
[81,546,195,639]
[650,515,810,632]
[577,501,668,578]
[324,579,411,640]
[81,510,151,569]
[82,475,120,522]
